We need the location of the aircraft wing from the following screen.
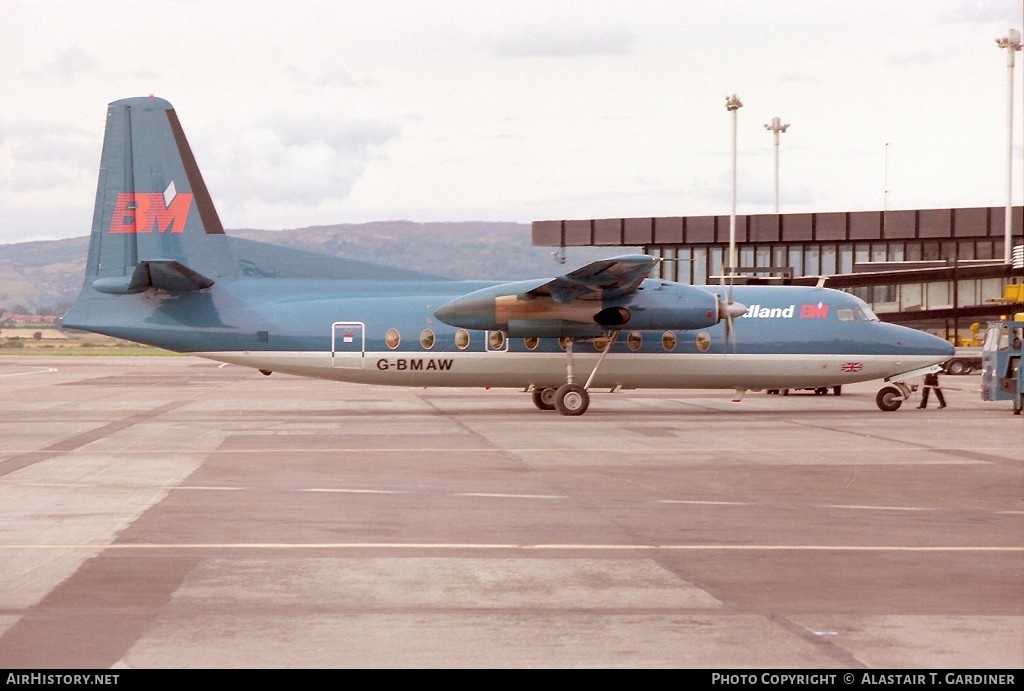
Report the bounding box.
[435,253,726,337]
[527,255,659,304]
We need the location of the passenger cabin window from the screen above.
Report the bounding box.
[627,331,642,351]
[455,329,470,350]
[385,328,400,349]
[489,330,505,350]
[662,331,677,351]
[419,329,435,350]
[696,332,711,352]
[524,337,539,350]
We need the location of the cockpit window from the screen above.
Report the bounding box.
[857,306,879,322]
[837,308,856,322]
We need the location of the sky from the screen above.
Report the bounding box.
[1,0,1023,245]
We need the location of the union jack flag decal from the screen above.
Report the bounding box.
[841,362,863,373]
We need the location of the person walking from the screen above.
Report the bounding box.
[917,371,946,409]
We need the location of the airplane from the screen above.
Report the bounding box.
[62,96,955,415]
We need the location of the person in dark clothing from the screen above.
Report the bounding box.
[917,371,946,409]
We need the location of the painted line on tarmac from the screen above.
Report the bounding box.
[1,543,1020,552]
[0,366,57,377]
[824,503,930,512]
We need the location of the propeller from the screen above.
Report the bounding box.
[718,233,746,353]
[718,293,747,353]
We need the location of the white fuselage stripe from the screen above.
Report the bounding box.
[193,350,939,390]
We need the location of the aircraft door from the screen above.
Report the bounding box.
[332,322,365,369]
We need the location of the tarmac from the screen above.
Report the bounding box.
[0,355,1020,669]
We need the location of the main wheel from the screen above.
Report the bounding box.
[947,360,966,375]
[531,387,556,411]
[875,385,904,412]
[554,383,589,416]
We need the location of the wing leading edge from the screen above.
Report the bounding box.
[529,254,659,304]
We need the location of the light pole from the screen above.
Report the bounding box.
[884,142,891,233]
[725,94,742,280]
[764,116,789,213]
[996,28,1022,264]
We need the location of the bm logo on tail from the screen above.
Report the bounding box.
[109,182,193,234]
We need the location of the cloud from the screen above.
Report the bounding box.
[0,121,95,193]
[26,47,96,83]
[780,72,818,84]
[884,50,944,68]
[490,23,634,58]
[938,0,1020,24]
[205,115,401,206]
[283,65,373,89]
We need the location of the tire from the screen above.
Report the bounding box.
[833,386,842,396]
[875,385,904,412]
[814,387,828,395]
[554,383,589,416]
[947,360,965,375]
[531,387,556,411]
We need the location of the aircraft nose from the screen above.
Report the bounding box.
[895,327,955,356]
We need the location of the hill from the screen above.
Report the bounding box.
[0,221,635,311]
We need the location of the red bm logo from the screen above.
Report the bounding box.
[799,303,829,319]
[109,192,193,234]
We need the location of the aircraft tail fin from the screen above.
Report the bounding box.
[81,96,233,290]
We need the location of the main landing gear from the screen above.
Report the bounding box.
[531,332,619,416]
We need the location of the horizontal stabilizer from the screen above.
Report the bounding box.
[92,260,215,295]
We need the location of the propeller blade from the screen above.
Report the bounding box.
[717,297,746,354]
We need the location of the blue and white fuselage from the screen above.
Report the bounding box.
[62,97,954,415]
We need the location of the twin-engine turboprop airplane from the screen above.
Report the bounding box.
[62,97,955,415]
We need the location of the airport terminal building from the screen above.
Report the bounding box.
[532,205,1024,342]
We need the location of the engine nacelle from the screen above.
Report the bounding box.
[434,279,736,337]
